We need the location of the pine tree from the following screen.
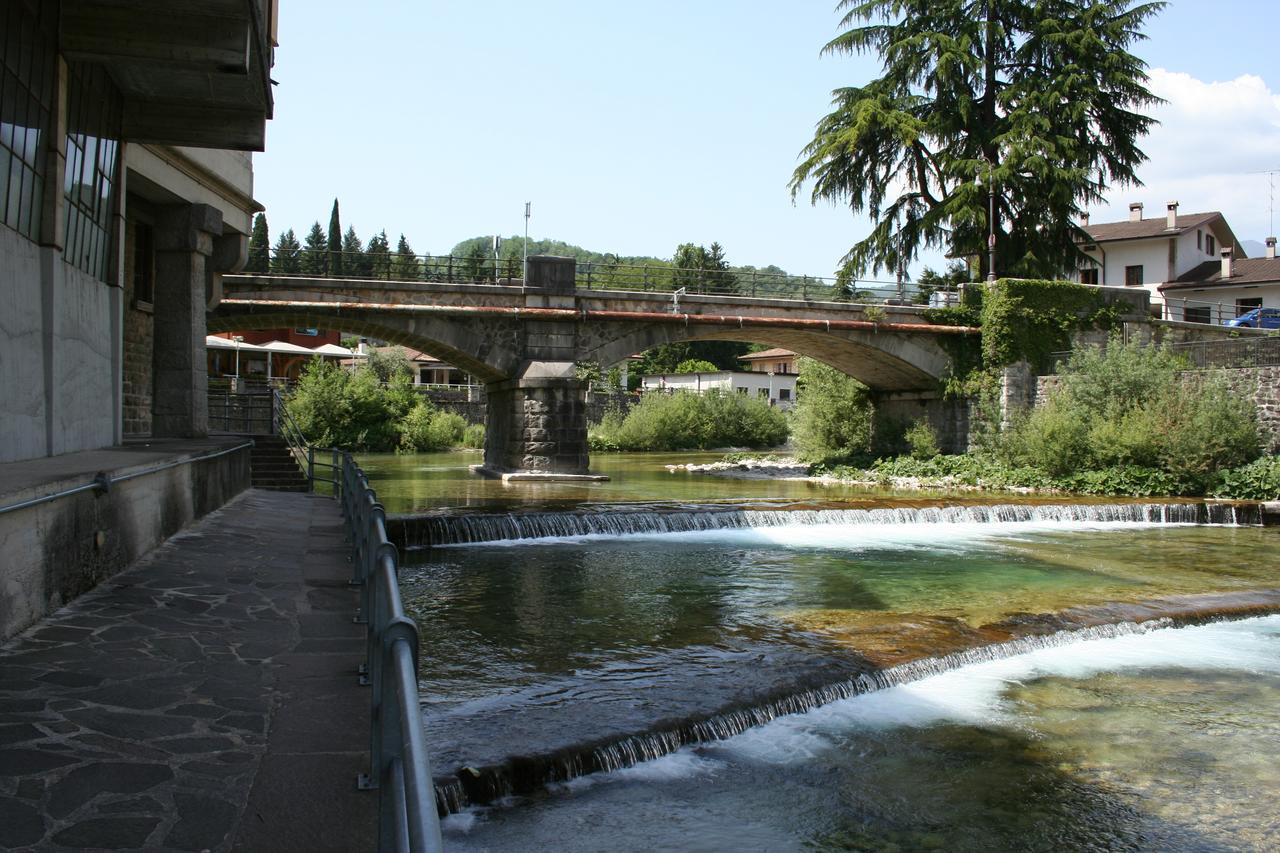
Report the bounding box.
[246,213,270,273]
[391,234,420,281]
[365,230,390,279]
[327,199,344,277]
[300,221,327,275]
[271,229,302,274]
[342,226,368,277]
[790,0,1164,280]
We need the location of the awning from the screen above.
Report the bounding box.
[205,336,266,351]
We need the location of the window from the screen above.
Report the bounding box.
[1236,298,1263,316]
[1197,230,1203,251]
[775,362,787,374]
[735,387,747,395]
[1079,268,1099,285]
[63,62,122,282]
[778,388,791,401]
[757,388,769,399]
[1206,235,1216,256]
[1184,306,1211,324]
[1124,265,1144,287]
[0,2,55,241]
[293,328,319,336]
[418,367,430,385]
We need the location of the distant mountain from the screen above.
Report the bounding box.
[1241,239,1266,258]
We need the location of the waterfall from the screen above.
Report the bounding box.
[397,502,1260,549]
[431,611,1277,816]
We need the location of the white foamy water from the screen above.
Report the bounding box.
[441,519,1187,552]
[723,615,1280,765]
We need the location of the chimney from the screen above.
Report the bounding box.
[1166,201,1179,229]
[1221,248,1234,279]
[1267,237,1277,259]
[1081,212,1090,227]
[1129,202,1144,222]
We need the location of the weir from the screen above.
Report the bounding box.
[389,501,1263,550]
[426,601,1280,815]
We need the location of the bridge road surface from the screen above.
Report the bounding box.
[0,490,377,852]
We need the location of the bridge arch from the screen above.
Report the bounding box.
[207,307,525,383]
[580,323,951,390]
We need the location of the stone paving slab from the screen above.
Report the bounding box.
[0,490,376,852]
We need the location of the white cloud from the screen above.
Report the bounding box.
[1093,68,1280,243]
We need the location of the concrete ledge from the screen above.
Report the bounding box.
[470,465,609,483]
[1263,502,1280,526]
[0,438,252,640]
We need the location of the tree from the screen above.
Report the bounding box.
[391,234,420,280]
[327,199,344,277]
[246,213,270,273]
[914,260,972,304]
[791,357,873,464]
[342,226,368,277]
[790,0,1164,281]
[673,241,738,294]
[270,229,302,274]
[365,230,390,278]
[300,222,327,275]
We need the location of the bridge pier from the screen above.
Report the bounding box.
[476,256,607,481]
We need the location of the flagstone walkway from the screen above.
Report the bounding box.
[0,489,376,852]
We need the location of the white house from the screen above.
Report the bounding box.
[640,349,799,409]
[1071,202,1245,319]
[1159,237,1280,323]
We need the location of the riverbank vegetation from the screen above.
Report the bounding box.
[588,389,788,452]
[285,353,480,453]
[805,337,1276,499]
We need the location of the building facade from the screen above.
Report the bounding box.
[1070,202,1244,320]
[1,0,277,462]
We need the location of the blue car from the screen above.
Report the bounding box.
[1223,307,1280,329]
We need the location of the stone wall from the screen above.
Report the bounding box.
[123,218,154,436]
[0,441,251,641]
[1035,366,1280,453]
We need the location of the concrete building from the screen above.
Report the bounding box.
[1070,202,1245,319]
[1,0,277,639]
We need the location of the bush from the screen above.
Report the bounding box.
[675,359,718,374]
[1210,455,1280,500]
[462,422,486,449]
[791,358,873,464]
[903,418,941,460]
[588,390,787,451]
[998,337,1260,483]
[286,357,474,452]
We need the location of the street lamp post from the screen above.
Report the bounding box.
[523,202,531,283]
[978,154,996,282]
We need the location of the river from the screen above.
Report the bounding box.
[359,451,1280,851]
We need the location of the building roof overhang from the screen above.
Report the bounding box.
[60,0,275,150]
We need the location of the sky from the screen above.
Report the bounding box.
[253,1,1280,281]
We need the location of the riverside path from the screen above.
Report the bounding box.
[0,490,375,852]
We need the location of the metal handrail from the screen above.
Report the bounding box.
[0,440,254,516]
[240,248,929,303]
[339,452,444,853]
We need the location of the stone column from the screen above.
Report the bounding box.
[151,204,222,437]
[478,256,604,480]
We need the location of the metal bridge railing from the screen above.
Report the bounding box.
[340,453,444,852]
[241,248,931,304]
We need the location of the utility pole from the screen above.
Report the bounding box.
[523,202,531,283]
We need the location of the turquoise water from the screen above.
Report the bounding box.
[371,451,1280,848]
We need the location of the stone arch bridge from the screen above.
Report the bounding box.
[210,256,977,477]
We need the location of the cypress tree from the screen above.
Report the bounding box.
[246,212,270,273]
[327,199,344,277]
